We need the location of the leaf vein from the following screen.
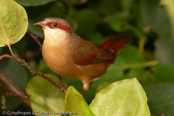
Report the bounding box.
[0,19,9,46]
[31,94,60,112]
[118,88,130,116]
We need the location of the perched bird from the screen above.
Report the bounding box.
[34,17,132,91]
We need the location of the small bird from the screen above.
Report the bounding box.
[34,17,132,91]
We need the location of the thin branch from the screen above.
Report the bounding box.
[0,54,67,94]
[27,30,42,48]
[0,54,11,60]
[12,55,67,94]
[139,38,146,53]
[0,71,30,106]
[57,74,66,93]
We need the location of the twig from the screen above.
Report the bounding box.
[0,54,67,94]
[27,30,42,48]
[0,71,30,106]
[12,55,67,94]
[0,54,11,60]
[57,74,66,93]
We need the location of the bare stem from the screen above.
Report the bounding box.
[57,74,67,93]
[0,71,30,106]
[139,38,145,53]
[7,44,15,57]
[0,54,67,94]
[13,55,67,94]
[0,54,11,60]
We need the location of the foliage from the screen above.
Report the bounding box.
[0,0,28,47]
[0,0,174,115]
[26,74,65,114]
[90,78,150,116]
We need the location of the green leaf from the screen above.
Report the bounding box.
[106,13,131,32]
[90,78,150,116]
[161,0,174,40]
[0,0,28,47]
[141,0,171,37]
[26,74,65,114]
[64,86,95,116]
[89,32,104,44]
[155,38,174,66]
[63,0,88,5]
[140,0,174,65]
[89,0,119,15]
[153,64,174,83]
[120,0,134,11]
[73,9,100,39]
[144,83,174,116]
[96,82,111,93]
[15,0,55,6]
[0,57,29,110]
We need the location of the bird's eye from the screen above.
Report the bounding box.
[51,23,58,28]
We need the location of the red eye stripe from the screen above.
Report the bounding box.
[58,23,72,34]
[47,21,72,34]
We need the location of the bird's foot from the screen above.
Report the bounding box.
[82,89,86,95]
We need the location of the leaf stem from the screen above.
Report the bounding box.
[110,60,159,70]
[127,25,147,53]
[7,44,15,57]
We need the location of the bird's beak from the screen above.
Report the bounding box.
[34,19,47,28]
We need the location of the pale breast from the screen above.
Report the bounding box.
[42,40,73,74]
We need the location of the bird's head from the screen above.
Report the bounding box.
[34,18,73,43]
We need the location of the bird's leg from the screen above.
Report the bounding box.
[82,89,86,95]
[82,80,89,95]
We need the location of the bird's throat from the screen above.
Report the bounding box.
[43,27,70,46]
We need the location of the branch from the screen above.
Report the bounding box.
[0,71,30,106]
[0,54,67,94]
[13,55,67,94]
[27,30,42,48]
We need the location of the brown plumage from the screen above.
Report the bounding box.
[34,17,132,91]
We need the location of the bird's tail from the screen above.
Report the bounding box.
[102,34,132,54]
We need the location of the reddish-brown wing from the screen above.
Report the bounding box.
[72,34,132,65]
[72,41,115,65]
[102,34,132,54]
